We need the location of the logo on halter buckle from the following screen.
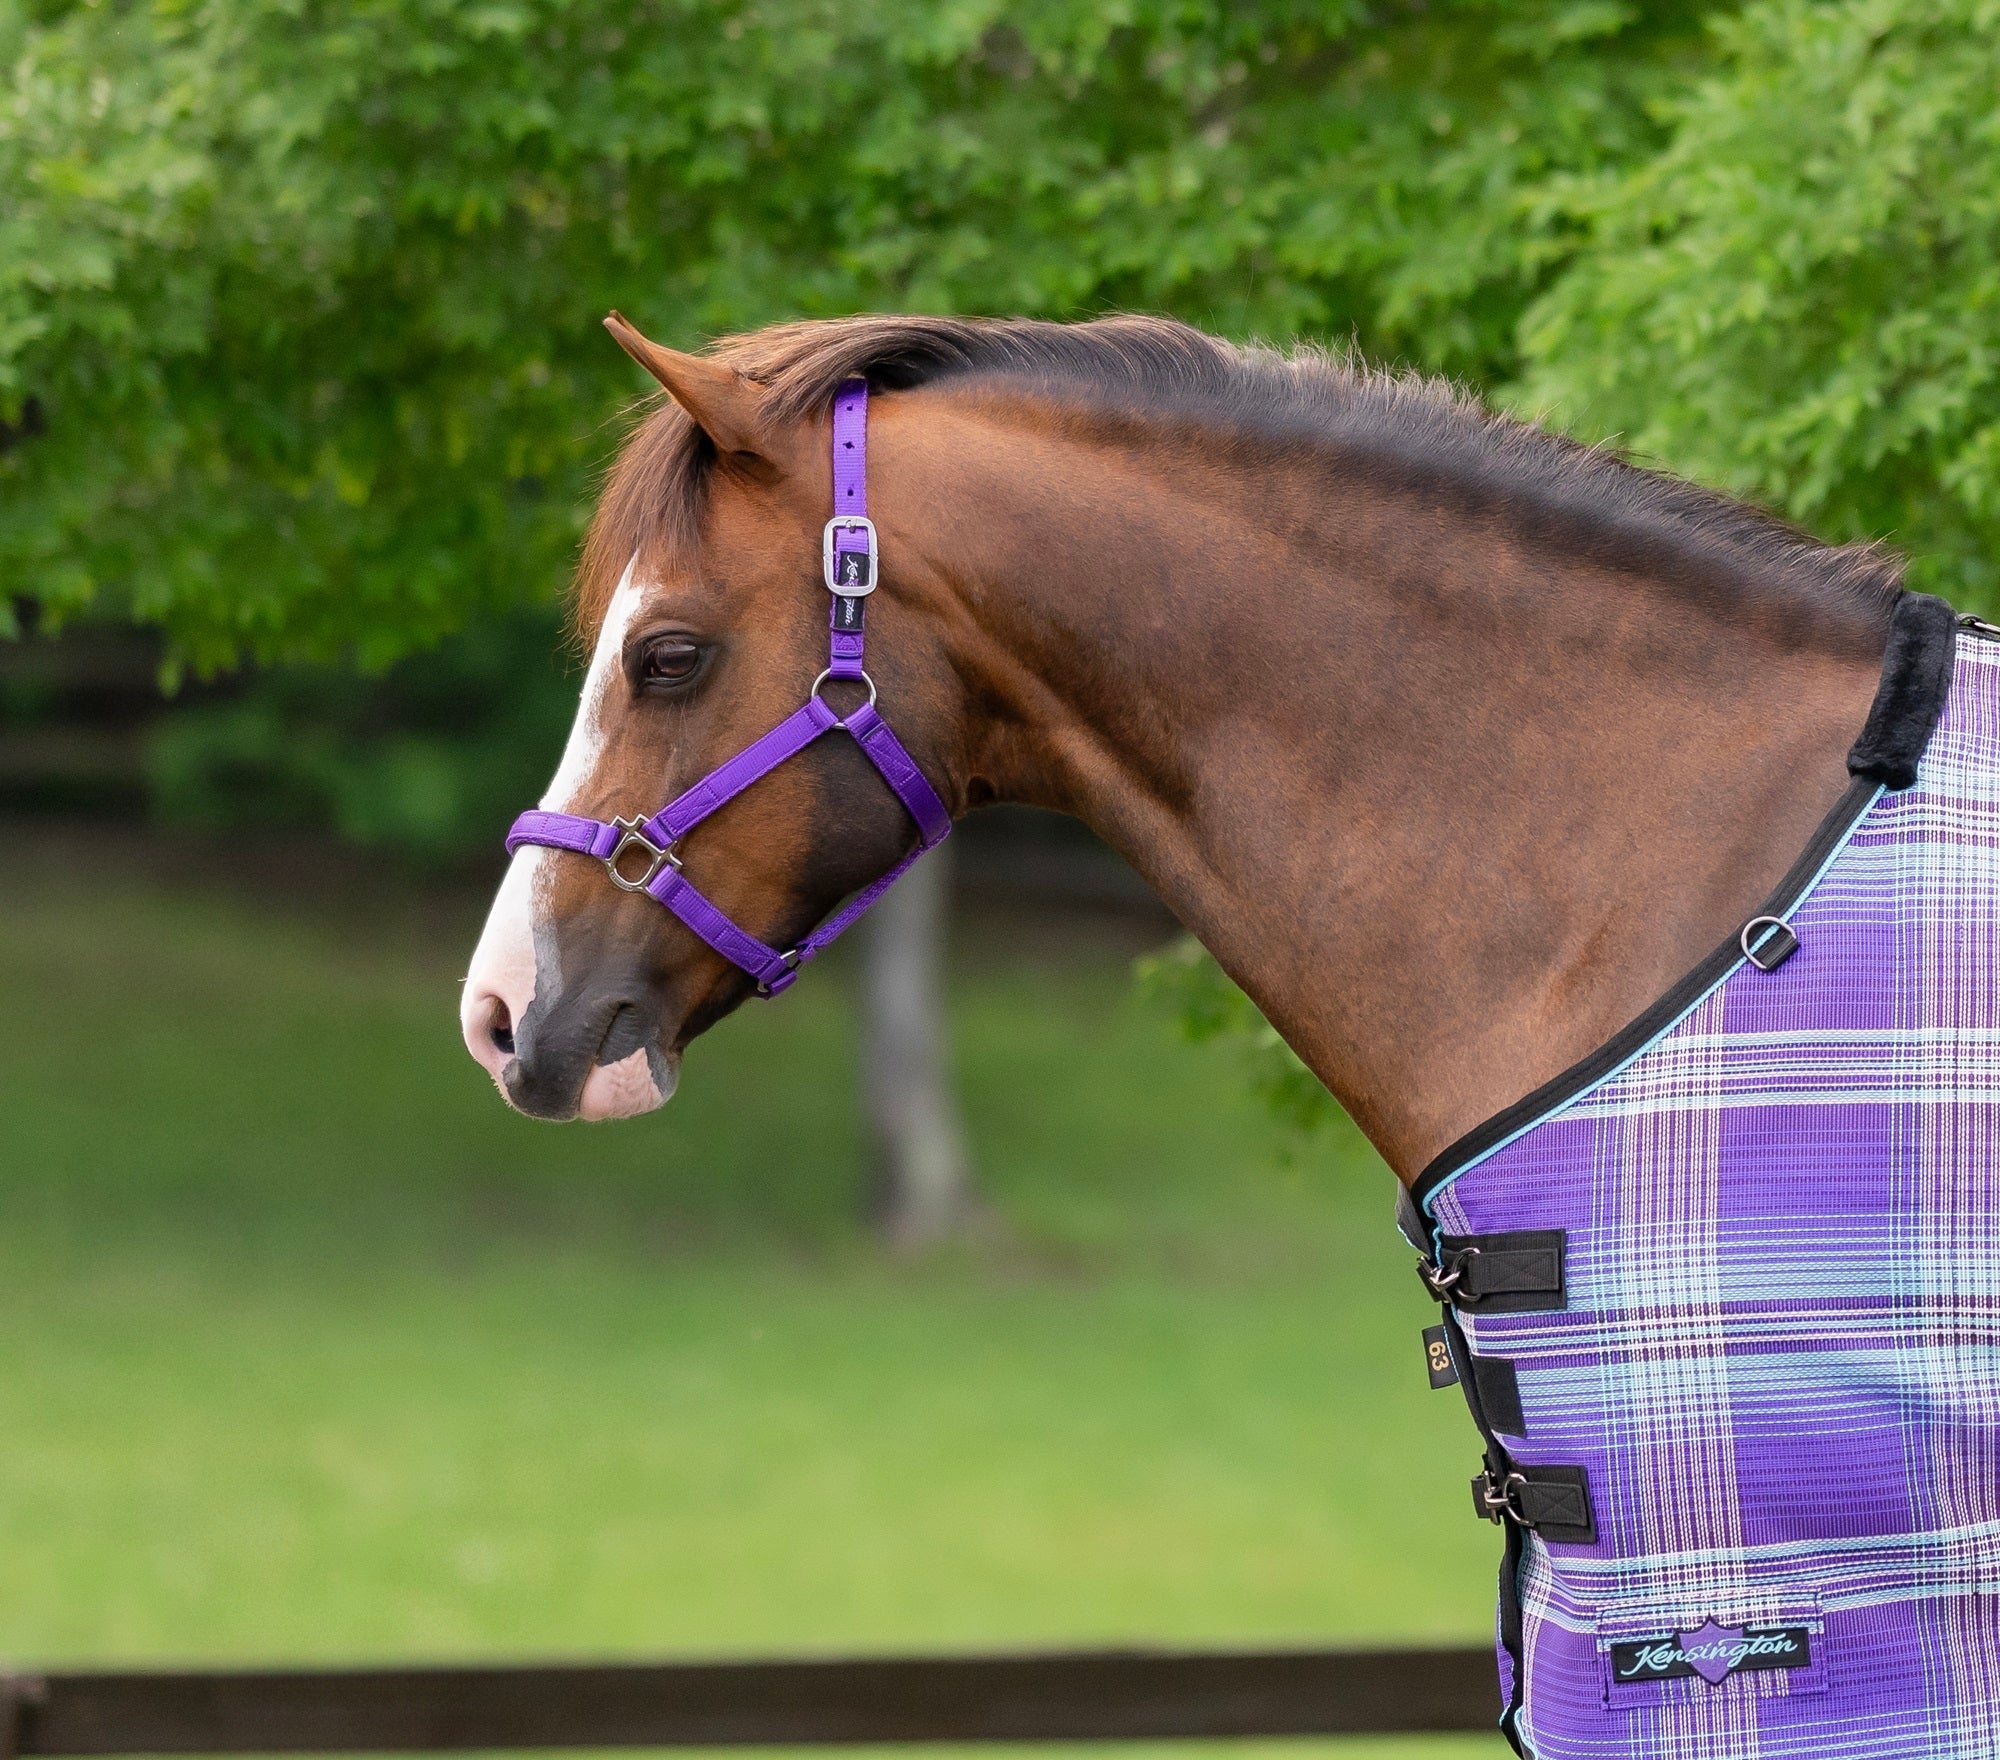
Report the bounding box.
[604,816,679,892]
[823,516,878,596]
[1611,1620,1811,1687]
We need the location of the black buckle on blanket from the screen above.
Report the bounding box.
[1421,1231,1566,1312]
[1472,1462,1595,1545]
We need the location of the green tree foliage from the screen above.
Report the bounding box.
[1134,934,1339,1132]
[1,0,1702,668]
[143,607,581,864]
[1518,0,2000,601]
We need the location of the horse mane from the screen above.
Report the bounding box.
[575,312,1903,640]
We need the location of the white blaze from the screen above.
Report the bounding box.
[538,556,646,816]
[460,561,673,1117]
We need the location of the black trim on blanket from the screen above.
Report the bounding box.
[1846,591,1959,788]
[1495,1517,1529,1756]
[1411,773,1881,1213]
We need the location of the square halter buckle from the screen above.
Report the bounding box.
[604,815,680,892]
[822,516,878,596]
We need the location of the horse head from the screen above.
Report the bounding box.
[461,315,967,1120]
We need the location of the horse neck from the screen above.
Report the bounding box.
[877,394,1892,1177]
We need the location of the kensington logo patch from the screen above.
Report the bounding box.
[1610,1620,1811,1687]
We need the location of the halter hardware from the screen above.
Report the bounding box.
[755,948,804,1000]
[823,516,878,595]
[811,666,877,707]
[604,817,679,892]
[505,379,950,998]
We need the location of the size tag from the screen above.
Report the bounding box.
[1422,1324,1458,1388]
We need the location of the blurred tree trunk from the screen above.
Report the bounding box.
[861,843,978,1249]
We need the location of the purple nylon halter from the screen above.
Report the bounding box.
[504,380,951,996]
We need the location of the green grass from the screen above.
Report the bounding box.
[0,836,1504,1757]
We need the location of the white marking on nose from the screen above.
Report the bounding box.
[460,846,545,1086]
[461,559,650,1099]
[540,557,646,814]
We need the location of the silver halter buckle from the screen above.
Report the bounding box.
[822,516,878,596]
[604,816,680,892]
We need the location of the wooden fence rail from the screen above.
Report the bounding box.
[0,1648,1500,1756]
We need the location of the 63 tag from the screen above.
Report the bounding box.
[1422,1323,1458,1388]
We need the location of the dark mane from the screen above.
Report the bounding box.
[577,313,1902,637]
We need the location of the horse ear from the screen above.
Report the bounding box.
[603,312,775,461]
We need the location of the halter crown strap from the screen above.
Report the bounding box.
[825,378,874,680]
[504,380,949,996]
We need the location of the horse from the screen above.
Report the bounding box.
[461,311,1998,1759]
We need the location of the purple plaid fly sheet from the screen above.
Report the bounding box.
[1412,609,2000,1756]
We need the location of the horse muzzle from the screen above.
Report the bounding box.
[461,852,679,1121]
[464,983,677,1121]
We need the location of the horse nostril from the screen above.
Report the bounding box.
[489,1003,516,1056]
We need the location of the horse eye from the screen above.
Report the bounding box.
[638,639,706,690]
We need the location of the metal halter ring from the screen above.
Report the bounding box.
[1740,915,1794,971]
[811,667,878,707]
[604,816,680,893]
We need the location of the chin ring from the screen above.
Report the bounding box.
[604,816,679,892]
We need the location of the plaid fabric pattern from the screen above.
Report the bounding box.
[1425,632,2000,1759]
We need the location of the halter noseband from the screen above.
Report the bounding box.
[503,381,951,996]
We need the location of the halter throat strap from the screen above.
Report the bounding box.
[504,381,950,996]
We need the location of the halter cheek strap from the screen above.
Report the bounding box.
[504,381,951,997]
